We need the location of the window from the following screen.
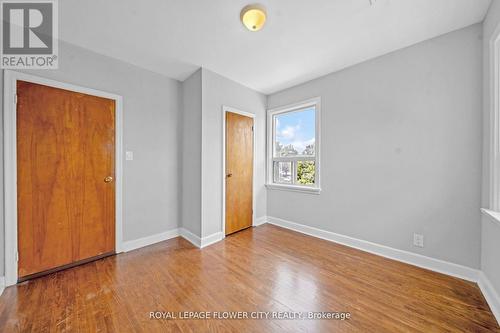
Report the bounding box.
[267,98,320,193]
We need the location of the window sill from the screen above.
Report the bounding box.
[480,208,500,227]
[265,183,321,194]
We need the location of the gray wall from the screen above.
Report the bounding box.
[1,41,182,274]
[267,24,483,268]
[481,0,500,296]
[201,69,267,238]
[181,69,203,236]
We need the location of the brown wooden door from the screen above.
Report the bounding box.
[225,112,253,235]
[17,80,116,279]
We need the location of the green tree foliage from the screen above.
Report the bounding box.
[297,161,315,185]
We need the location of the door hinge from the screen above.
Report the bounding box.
[15,252,19,262]
[14,94,17,105]
[251,125,254,131]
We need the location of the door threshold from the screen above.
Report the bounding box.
[225,225,252,236]
[18,251,115,283]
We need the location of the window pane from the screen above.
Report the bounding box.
[274,107,315,157]
[273,161,292,184]
[297,161,315,185]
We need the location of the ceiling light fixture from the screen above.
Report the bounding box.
[240,4,267,32]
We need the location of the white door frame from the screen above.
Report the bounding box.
[221,106,256,236]
[3,70,124,286]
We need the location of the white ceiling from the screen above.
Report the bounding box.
[59,0,491,94]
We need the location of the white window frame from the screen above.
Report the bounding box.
[484,24,500,222]
[481,23,500,226]
[266,97,321,194]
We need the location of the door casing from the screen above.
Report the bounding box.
[222,106,256,236]
[3,70,124,286]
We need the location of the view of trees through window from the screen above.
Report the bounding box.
[297,161,315,185]
[272,107,316,186]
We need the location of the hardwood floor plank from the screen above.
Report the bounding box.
[0,224,497,332]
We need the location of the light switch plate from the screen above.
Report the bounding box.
[126,151,134,161]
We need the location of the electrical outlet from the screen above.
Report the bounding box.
[413,233,424,248]
[126,151,134,161]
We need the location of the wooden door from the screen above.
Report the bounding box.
[17,80,116,280]
[225,112,253,235]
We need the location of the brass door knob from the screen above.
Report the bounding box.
[104,176,113,183]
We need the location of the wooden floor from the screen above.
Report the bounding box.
[0,224,498,332]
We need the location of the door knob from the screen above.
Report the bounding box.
[104,176,113,183]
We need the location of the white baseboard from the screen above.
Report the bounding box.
[179,228,224,248]
[201,232,224,248]
[121,227,223,252]
[254,216,268,226]
[180,228,201,247]
[0,276,5,296]
[478,272,500,323]
[122,228,180,252]
[264,216,479,282]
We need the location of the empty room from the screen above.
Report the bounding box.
[0,0,499,332]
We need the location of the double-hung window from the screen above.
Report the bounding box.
[267,97,320,193]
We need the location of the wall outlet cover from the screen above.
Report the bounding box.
[413,233,424,248]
